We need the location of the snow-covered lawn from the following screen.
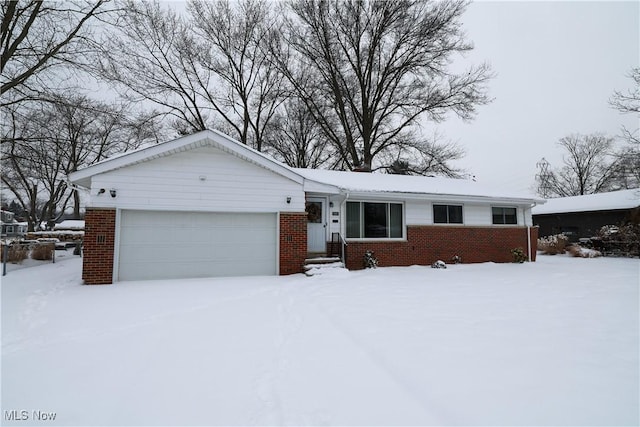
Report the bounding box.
[2,255,638,426]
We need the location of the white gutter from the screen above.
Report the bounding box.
[340,192,350,263]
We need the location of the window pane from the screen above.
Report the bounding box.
[492,207,504,224]
[364,203,387,238]
[448,205,463,224]
[504,208,517,224]
[389,203,403,238]
[346,202,361,238]
[433,205,448,223]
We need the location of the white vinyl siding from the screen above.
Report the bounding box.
[405,201,530,226]
[405,200,431,225]
[89,146,304,213]
[463,204,492,226]
[118,210,277,281]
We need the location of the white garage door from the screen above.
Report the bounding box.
[118,210,277,281]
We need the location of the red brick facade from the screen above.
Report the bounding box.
[83,209,116,284]
[279,212,307,275]
[344,226,539,270]
[82,210,535,283]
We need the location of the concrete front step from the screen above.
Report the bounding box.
[304,257,346,276]
[304,256,342,265]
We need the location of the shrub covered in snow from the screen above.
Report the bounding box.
[511,247,527,263]
[363,250,378,268]
[431,260,447,269]
[537,233,569,255]
[595,224,640,257]
[567,245,602,258]
[451,255,462,264]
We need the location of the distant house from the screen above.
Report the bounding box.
[532,189,640,240]
[1,210,27,238]
[69,129,544,285]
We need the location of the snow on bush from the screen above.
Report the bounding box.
[431,260,447,269]
[538,233,569,255]
[596,224,640,257]
[511,247,527,263]
[363,250,378,268]
[567,245,602,258]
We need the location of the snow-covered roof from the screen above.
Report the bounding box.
[69,129,542,205]
[295,168,543,204]
[54,220,85,230]
[532,189,640,215]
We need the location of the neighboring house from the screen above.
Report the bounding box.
[69,130,544,284]
[1,210,27,238]
[532,189,640,240]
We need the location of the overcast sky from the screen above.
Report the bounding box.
[436,0,639,194]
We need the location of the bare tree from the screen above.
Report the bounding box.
[45,94,164,217]
[536,134,619,197]
[279,0,490,172]
[187,0,289,151]
[1,0,110,105]
[610,67,640,115]
[610,67,640,145]
[263,97,335,169]
[2,104,71,230]
[381,134,465,177]
[1,94,163,226]
[94,0,211,133]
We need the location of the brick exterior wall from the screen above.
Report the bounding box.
[279,212,307,275]
[345,226,539,270]
[83,209,116,284]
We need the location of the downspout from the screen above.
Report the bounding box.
[340,192,350,264]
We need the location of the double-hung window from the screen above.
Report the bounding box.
[433,204,463,224]
[346,202,403,239]
[492,207,517,224]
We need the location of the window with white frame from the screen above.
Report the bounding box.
[433,204,463,224]
[346,201,403,238]
[492,207,517,224]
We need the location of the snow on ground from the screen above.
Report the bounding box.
[1,255,638,426]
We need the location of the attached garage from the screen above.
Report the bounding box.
[117,210,278,281]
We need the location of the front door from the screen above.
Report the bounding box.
[306,198,326,253]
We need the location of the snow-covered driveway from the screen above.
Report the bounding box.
[2,255,638,426]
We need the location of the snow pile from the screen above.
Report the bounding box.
[54,220,85,230]
[2,256,638,426]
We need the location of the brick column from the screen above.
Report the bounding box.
[83,209,116,284]
[279,212,307,275]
